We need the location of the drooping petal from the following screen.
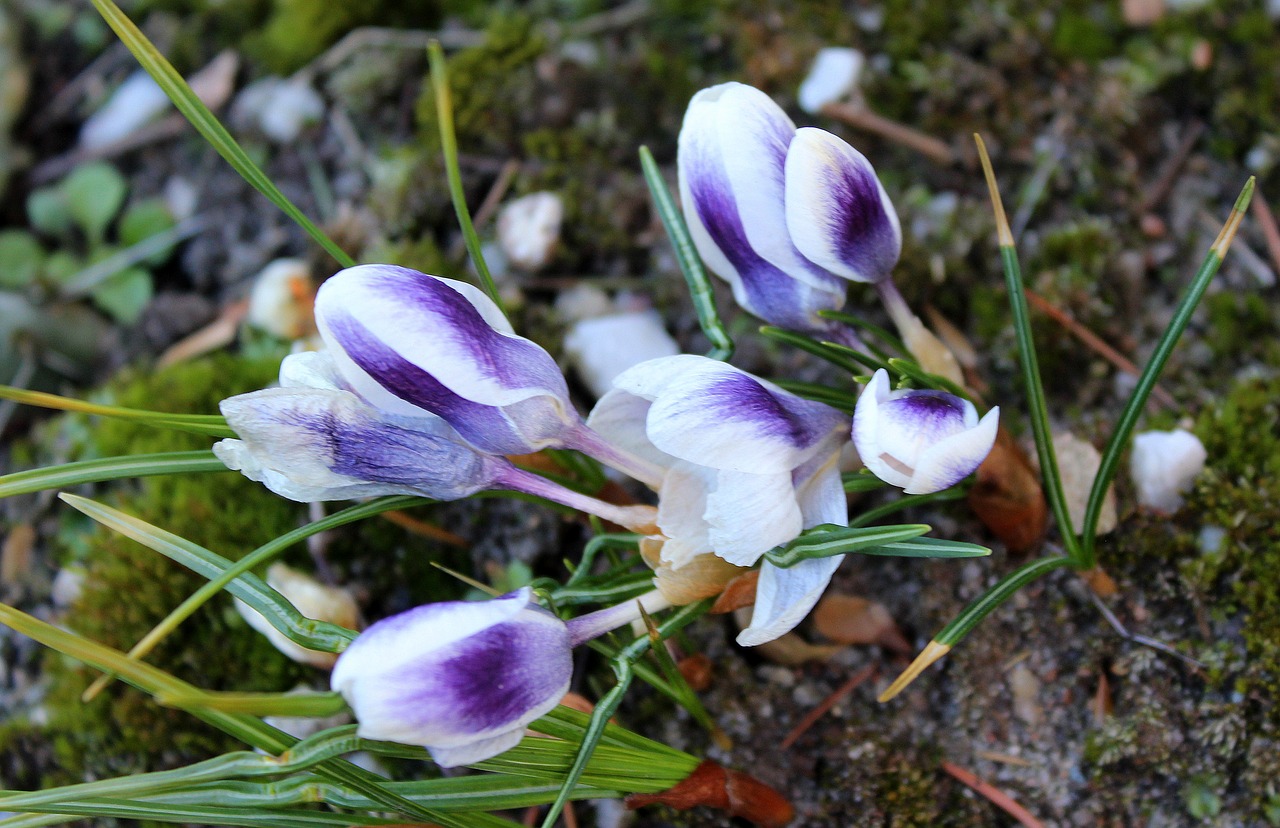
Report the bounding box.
[739,455,848,645]
[315,265,578,453]
[703,469,802,565]
[907,406,999,494]
[215,387,504,502]
[784,127,901,284]
[678,85,847,332]
[619,356,846,473]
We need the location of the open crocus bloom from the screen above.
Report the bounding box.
[314,265,580,456]
[588,355,849,645]
[852,369,999,495]
[784,126,901,285]
[332,587,572,767]
[678,82,850,336]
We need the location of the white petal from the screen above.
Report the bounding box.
[852,371,911,488]
[584,389,673,470]
[426,727,528,768]
[610,354,714,401]
[704,470,802,566]
[736,556,843,646]
[794,454,849,528]
[906,406,999,494]
[279,350,342,390]
[656,463,714,568]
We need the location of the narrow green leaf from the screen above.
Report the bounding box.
[842,473,888,493]
[58,494,357,653]
[0,385,232,437]
[639,145,733,360]
[426,41,502,309]
[817,309,908,355]
[88,0,354,268]
[758,326,863,373]
[885,357,972,400]
[848,487,967,526]
[0,451,229,499]
[858,536,991,558]
[764,523,930,568]
[773,379,855,413]
[1081,177,1254,565]
[934,555,1072,646]
[154,689,348,717]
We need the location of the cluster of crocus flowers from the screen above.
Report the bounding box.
[217,83,1002,768]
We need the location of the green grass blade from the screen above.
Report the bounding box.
[0,386,232,437]
[639,145,733,360]
[848,487,968,526]
[427,41,502,308]
[58,494,358,653]
[88,0,354,269]
[154,689,347,717]
[842,473,888,493]
[858,536,991,558]
[758,326,864,373]
[0,451,228,498]
[975,135,1079,560]
[763,523,931,568]
[1081,178,1254,565]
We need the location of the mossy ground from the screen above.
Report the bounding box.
[4,0,1280,824]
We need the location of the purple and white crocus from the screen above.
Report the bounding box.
[852,369,998,494]
[313,265,664,487]
[588,355,849,645]
[332,586,670,767]
[678,83,855,342]
[215,351,659,532]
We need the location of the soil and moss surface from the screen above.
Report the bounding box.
[1,1,1279,825]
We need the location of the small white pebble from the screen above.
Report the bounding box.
[79,71,170,149]
[1130,429,1207,512]
[798,47,865,114]
[563,310,679,399]
[50,567,84,608]
[247,258,314,340]
[1197,525,1227,555]
[497,191,564,271]
[234,77,325,144]
[555,284,613,323]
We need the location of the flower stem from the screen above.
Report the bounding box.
[497,466,658,533]
[565,590,674,647]
[875,281,964,385]
[563,423,667,489]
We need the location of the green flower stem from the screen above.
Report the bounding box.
[1080,178,1255,567]
[427,41,503,310]
[639,145,733,360]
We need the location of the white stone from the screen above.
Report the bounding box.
[1130,428,1207,512]
[497,191,564,271]
[1053,431,1116,534]
[234,77,325,144]
[563,310,679,399]
[246,258,314,340]
[554,284,613,323]
[79,71,170,149]
[798,47,865,114]
[50,566,84,608]
[234,563,359,669]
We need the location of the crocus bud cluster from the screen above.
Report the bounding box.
[677,82,901,343]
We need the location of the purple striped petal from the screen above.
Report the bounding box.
[332,588,571,767]
[215,387,504,502]
[613,356,846,473]
[852,369,998,494]
[315,265,578,454]
[678,84,847,332]
[784,127,901,284]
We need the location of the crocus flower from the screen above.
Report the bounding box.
[852,369,998,494]
[312,264,664,487]
[216,352,660,532]
[332,587,671,767]
[677,83,851,338]
[587,354,849,644]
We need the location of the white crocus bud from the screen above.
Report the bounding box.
[1130,428,1206,512]
[852,369,998,494]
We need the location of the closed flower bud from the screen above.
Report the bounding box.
[852,369,998,494]
[314,265,579,455]
[331,587,572,768]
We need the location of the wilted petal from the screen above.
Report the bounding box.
[785,127,901,284]
[315,265,577,454]
[215,386,504,502]
[331,588,571,767]
[679,84,847,332]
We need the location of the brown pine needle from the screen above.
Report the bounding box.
[822,102,956,166]
[878,640,950,702]
[941,761,1044,828]
[1022,287,1176,409]
[780,663,877,749]
[381,510,469,548]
